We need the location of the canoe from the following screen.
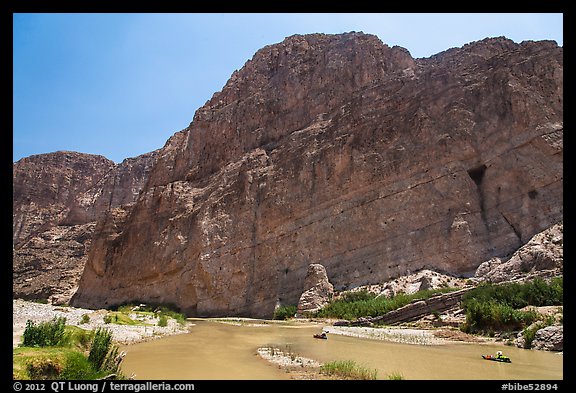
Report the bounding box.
[482,355,511,363]
[313,334,327,339]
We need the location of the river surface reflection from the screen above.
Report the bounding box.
[120,319,563,380]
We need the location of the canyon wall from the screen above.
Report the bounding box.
[14,33,562,317]
[13,150,159,303]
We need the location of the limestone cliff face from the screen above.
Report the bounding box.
[13,151,159,303]
[67,33,561,318]
[13,151,115,245]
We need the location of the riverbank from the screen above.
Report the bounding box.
[322,325,492,345]
[13,299,485,350]
[12,299,191,348]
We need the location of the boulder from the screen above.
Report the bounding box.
[531,325,563,351]
[475,223,563,283]
[296,264,334,316]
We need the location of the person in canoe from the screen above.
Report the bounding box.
[483,351,511,363]
[496,351,510,361]
[314,332,328,339]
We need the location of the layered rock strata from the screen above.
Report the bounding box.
[13,150,159,303]
[25,33,562,318]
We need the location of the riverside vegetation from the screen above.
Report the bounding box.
[274,277,563,349]
[268,277,562,379]
[460,277,563,347]
[13,318,125,380]
[13,303,187,380]
[14,278,561,380]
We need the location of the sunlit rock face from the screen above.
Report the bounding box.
[55,33,561,318]
[13,150,159,304]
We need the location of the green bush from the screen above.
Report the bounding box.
[273,305,297,320]
[320,360,378,380]
[88,328,113,371]
[461,299,538,333]
[341,290,376,303]
[387,372,404,380]
[462,278,563,309]
[158,315,168,327]
[59,326,93,350]
[461,277,561,334]
[153,307,186,325]
[60,351,100,380]
[316,288,454,321]
[113,302,187,325]
[22,317,67,347]
[80,314,90,324]
[521,323,541,349]
[15,329,125,380]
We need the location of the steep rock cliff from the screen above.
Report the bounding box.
[66,33,561,317]
[13,151,115,245]
[13,150,159,303]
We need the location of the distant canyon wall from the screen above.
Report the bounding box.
[13,150,159,303]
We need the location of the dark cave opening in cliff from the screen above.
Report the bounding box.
[467,164,487,186]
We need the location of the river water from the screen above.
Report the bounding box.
[119,319,563,380]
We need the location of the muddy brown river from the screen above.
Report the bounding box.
[120,319,563,380]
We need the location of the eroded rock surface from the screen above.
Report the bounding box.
[13,150,159,304]
[474,222,563,283]
[296,264,335,316]
[13,33,562,317]
[72,34,562,317]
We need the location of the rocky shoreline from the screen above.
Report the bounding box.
[12,298,484,350]
[12,299,191,348]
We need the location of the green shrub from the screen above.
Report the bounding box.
[14,341,124,380]
[462,278,563,309]
[154,307,186,325]
[461,278,561,334]
[320,360,378,380]
[60,351,99,380]
[341,290,376,303]
[80,314,90,324]
[461,299,538,333]
[158,315,168,327]
[273,305,297,320]
[22,317,67,347]
[113,302,187,325]
[521,324,541,349]
[59,326,93,350]
[316,288,454,321]
[88,328,113,371]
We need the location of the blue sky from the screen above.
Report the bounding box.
[13,13,563,163]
